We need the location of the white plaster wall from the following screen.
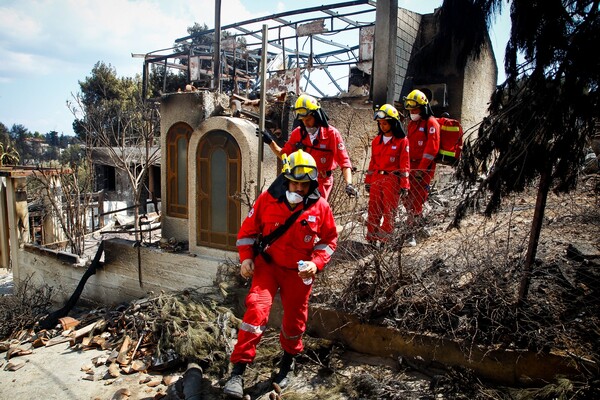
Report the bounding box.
[460,37,498,142]
[160,92,230,242]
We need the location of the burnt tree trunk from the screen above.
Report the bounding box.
[517,164,552,306]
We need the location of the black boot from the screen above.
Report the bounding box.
[273,351,295,390]
[223,363,247,399]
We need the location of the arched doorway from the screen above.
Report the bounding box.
[196,130,241,250]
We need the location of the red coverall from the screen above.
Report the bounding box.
[364,135,410,242]
[402,116,440,216]
[231,188,338,364]
[280,126,352,199]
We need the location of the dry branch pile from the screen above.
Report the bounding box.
[318,177,600,379]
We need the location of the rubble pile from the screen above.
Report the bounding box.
[1,289,241,398]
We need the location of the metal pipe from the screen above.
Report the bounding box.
[213,0,222,91]
[257,24,269,199]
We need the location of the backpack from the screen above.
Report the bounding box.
[434,117,464,166]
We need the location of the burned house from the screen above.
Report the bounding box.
[8,1,496,305]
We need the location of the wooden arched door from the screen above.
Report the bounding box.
[196,130,241,250]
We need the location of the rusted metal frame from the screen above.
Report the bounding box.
[272,8,374,29]
[262,9,374,34]
[162,58,168,93]
[213,0,222,91]
[273,16,352,51]
[270,18,373,49]
[175,0,372,43]
[268,45,360,73]
[295,34,301,94]
[311,57,343,93]
[247,20,368,51]
[232,46,237,94]
[309,36,314,70]
[321,8,364,26]
[231,26,310,57]
[316,43,361,57]
[257,24,268,199]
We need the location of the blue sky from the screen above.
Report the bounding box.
[0,0,510,137]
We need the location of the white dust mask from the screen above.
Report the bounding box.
[410,113,422,121]
[306,127,318,136]
[286,190,304,204]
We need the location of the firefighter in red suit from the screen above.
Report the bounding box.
[402,89,440,246]
[364,104,410,246]
[223,149,338,399]
[261,94,357,200]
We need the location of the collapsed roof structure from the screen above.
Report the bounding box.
[138,0,377,100]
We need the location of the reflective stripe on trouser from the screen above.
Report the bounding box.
[402,167,435,216]
[366,174,401,242]
[230,259,312,364]
[438,149,456,157]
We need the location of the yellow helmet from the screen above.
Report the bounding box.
[403,89,429,110]
[293,94,321,118]
[374,104,400,121]
[282,149,318,182]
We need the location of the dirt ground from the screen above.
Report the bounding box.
[1,173,599,400]
[0,339,159,400]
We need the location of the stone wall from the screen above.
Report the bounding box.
[17,238,232,306]
[395,8,422,102]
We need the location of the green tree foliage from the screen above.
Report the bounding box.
[72,61,143,144]
[0,122,10,148]
[58,134,71,149]
[70,61,160,257]
[146,22,248,97]
[449,0,599,302]
[9,124,32,162]
[177,22,214,54]
[147,64,188,97]
[146,23,214,98]
[59,144,84,168]
[45,130,59,147]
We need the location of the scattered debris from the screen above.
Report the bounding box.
[4,360,26,371]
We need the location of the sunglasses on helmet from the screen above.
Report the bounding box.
[286,164,318,181]
[293,107,311,118]
[373,110,390,120]
[404,99,419,109]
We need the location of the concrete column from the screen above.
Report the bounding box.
[42,175,65,245]
[0,178,9,269]
[5,177,29,284]
[372,0,399,107]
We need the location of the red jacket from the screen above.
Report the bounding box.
[407,116,440,171]
[236,182,338,271]
[281,125,352,177]
[364,135,410,189]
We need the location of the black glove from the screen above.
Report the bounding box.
[256,128,274,145]
[400,188,408,198]
[345,183,358,197]
[365,184,370,193]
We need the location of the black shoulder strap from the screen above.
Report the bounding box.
[261,208,305,247]
[254,207,305,263]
